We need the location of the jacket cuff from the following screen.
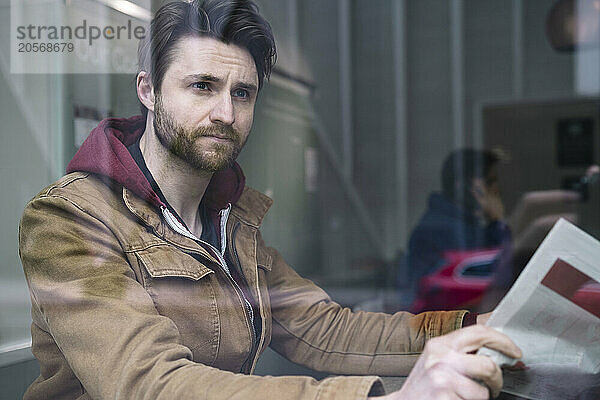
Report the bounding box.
[316,376,385,400]
[424,309,469,340]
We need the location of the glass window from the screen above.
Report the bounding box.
[2,0,599,397]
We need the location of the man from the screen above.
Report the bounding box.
[19,1,520,399]
[406,149,513,310]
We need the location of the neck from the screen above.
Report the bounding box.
[139,114,213,236]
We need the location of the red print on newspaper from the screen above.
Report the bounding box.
[541,258,600,319]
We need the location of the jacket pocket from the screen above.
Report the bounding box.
[134,245,220,366]
[136,245,213,280]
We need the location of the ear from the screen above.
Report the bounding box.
[136,71,155,112]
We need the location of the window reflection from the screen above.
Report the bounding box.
[1,0,599,398]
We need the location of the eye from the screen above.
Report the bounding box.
[191,82,210,91]
[232,88,250,99]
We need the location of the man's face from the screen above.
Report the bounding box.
[152,36,258,172]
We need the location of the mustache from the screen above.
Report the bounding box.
[189,125,240,141]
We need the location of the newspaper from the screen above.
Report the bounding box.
[477,219,600,400]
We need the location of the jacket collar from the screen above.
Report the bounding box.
[66,115,246,213]
[122,186,220,261]
[231,187,273,228]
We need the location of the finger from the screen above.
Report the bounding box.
[450,371,490,400]
[429,363,491,400]
[447,352,503,398]
[426,363,487,400]
[444,325,522,359]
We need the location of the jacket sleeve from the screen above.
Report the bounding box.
[263,233,467,377]
[19,194,385,400]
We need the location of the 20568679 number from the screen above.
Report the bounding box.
[18,42,74,53]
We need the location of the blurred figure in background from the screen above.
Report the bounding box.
[401,149,588,314]
[404,149,512,311]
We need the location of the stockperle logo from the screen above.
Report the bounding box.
[11,0,149,74]
[16,20,146,47]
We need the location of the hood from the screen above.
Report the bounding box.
[66,115,245,212]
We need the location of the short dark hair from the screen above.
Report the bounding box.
[137,0,277,118]
[441,148,500,203]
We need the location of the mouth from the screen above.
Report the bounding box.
[200,135,232,142]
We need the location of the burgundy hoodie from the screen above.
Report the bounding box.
[66,115,246,236]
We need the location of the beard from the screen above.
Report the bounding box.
[153,95,246,172]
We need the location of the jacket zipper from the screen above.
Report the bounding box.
[217,207,257,365]
[161,205,257,370]
[230,222,261,374]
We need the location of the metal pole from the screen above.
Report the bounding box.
[338,0,353,179]
[392,0,409,291]
[450,0,465,150]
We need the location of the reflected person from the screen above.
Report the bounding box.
[406,149,512,309]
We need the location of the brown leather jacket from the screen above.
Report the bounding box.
[19,116,467,399]
[19,172,467,400]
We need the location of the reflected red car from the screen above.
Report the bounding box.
[410,248,502,313]
[410,248,600,316]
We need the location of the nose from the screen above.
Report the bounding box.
[209,93,235,126]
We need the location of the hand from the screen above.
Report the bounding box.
[472,179,505,222]
[375,325,522,399]
[477,312,492,325]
